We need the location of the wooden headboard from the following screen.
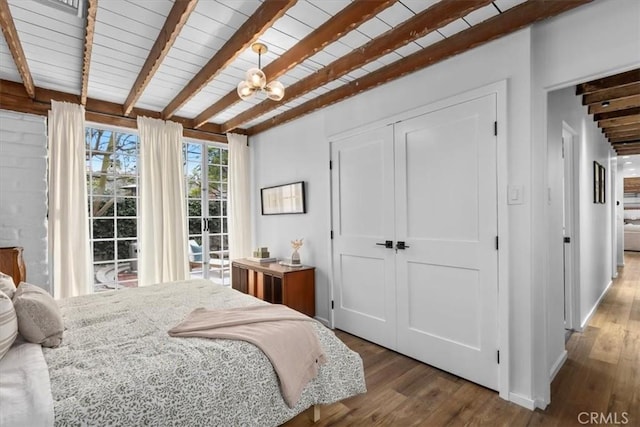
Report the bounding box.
[0,247,26,286]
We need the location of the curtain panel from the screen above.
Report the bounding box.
[48,100,92,298]
[137,117,189,286]
[227,133,251,261]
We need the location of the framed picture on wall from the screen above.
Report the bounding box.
[593,161,606,204]
[260,181,306,215]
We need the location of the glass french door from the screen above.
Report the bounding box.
[184,141,229,285]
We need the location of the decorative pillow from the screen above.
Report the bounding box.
[12,283,64,348]
[0,272,16,299]
[0,290,18,359]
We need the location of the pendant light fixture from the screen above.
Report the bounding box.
[237,42,285,101]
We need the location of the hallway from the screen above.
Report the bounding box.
[535,250,640,425]
[286,252,640,426]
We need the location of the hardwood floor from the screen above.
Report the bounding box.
[285,251,640,426]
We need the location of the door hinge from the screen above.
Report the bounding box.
[331,300,334,310]
[330,230,334,239]
[495,236,499,250]
[494,121,498,136]
[329,160,333,170]
[497,350,500,364]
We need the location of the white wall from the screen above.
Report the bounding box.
[531,0,640,408]
[0,110,49,291]
[252,29,535,403]
[250,112,332,324]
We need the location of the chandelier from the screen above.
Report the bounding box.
[237,42,285,101]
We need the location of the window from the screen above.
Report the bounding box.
[86,127,139,292]
[86,126,230,291]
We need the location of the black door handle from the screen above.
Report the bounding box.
[376,240,393,249]
[396,241,410,250]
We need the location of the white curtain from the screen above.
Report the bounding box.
[137,116,189,286]
[48,100,92,298]
[227,133,251,261]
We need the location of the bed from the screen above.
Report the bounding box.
[0,257,366,426]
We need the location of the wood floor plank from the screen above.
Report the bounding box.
[285,252,640,426]
[589,322,625,364]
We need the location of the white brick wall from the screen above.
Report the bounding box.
[0,110,49,292]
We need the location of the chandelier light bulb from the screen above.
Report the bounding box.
[265,80,285,101]
[246,68,266,89]
[237,81,255,100]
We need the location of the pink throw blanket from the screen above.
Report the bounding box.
[168,304,326,407]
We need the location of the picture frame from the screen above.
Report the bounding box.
[260,181,306,215]
[593,161,606,204]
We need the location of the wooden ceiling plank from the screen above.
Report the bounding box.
[162,0,297,119]
[80,0,98,105]
[222,0,494,132]
[588,94,640,114]
[247,0,592,135]
[598,115,640,129]
[594,106,640,121]
[576,68,640,95]
[0,0,35,98]
[122,0,198,116]
[0,79,234,142]
[193,0,398,128]
[582,82,640,105]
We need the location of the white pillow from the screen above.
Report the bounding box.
[13,283,64,348]
[0,290,18,360]
[0,272,16,299]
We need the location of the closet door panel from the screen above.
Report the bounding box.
[395,93,499,390]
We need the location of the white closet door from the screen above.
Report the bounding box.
[394,94,499,390]
[331,125,397,349]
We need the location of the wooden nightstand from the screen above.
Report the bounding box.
[231,259,315,317]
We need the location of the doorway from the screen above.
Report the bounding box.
[561,124,578,331]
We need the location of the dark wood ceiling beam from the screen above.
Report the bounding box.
[247,0,592,135]
[80,0,97,105]
[123,0,197,116]
[594,107,640,122]
[610,137,640,144]
[582,82,640,105]
[576,68,640,95]
[614,144,640,155]
[0,0,35,98]
[193,0,397,129]
[598,115,640,129]
[222,0,494,133]
[0,79,239,143]
[588,94,640,114]
[604,123,640,135]
[607,130,640,140]
[162,0,296,119]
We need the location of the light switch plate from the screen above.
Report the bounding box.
[508,185,524,205]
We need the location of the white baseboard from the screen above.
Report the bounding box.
[509,392,536,410]
[315,316,329,327]
[580,279,613,329]
[549,350,568,381]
